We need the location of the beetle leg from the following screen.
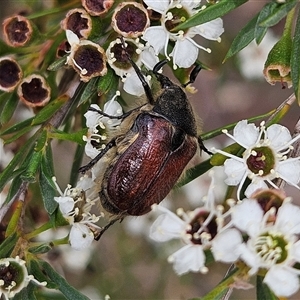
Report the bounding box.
[183,64,202,87]
[79,138,117,173]
[94,218,123,241]
[120,37,155,105]
[153,59,168,74]
[198,136,212,155]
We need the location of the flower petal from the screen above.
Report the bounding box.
[143,0,169,14]
[277,159,300,186]
[233,120,259,148]
[275,202,300,235]
[170,39,198,68]
[69,223,94,250]
[211,228,242,263]
[168,244,205,275]
[244,179,268,198]
[149,211,185,242]
[264,266,300,297]
[266,124,292,150]
[142,26,168,55]
[197,18,224,41]
[231,199,263,235]
[224,159,246,186]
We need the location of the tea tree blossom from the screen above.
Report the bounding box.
[0,256,46,299]
[150,175,242,275]
[142,0,224,69]
[83,92,123,159]
[213,120,300,199]
[231,198,300,297]
[53,176,101,250]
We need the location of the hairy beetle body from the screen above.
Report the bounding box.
[100,112,198,216]
[80,55,210,234]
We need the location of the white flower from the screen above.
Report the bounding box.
[69,223,95,250]
[53,177,101,250]
[231,199,300,297]
[83,93,123,159]
[0,256,46,299]
[150,173,241,275]
[106,38,159,96]
[213,120,300,199]
[142,0,224,68]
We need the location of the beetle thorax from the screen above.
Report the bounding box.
[153,81,197,137]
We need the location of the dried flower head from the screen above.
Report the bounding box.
[61,8,92,39]
[0,57,23,92]
[3,15,33,47]
[82,0,114,16]
[111,2,150,38]
[17,74,51,107]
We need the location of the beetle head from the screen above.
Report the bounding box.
[152,71,198,137]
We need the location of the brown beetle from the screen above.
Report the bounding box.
[80,55,210,236]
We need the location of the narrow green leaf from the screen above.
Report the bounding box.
[69,144,85,186]
[50,128,87,145]
[291,10,300,102]
[224,13,258,61]
[176,159,213,188]
[0,91,18,125]
[255,3,272,44]
[175,0,248,31]
[29,243,52,254]
[259,0,298,27]
[210,143,242,166]
[0,233,18,258]
[256,275,278,300]
[47,56,67,72]
[38,260,90,300]
[14,282,37,300]
[0,117,34,136]
[97,67,118,96]
[39,146,57,214]
[78,77,98,106]
[20,151,43,183]
[31,96,67,126]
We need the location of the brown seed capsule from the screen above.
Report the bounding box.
[17,74,51,107]
[3,15,33,47]
[81,0,114,16]
[0,57,23,92]
[61,8,92,39]
[111,2,150,38]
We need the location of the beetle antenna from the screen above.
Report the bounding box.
[183,64,202,87]
[120,37,155,105]
[198,137,212,155]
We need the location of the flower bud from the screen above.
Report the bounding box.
[0,57,22,92]
[111,2,150,38]
[17,74,51,107]
[82,0,114,16]
[2,15,33,47]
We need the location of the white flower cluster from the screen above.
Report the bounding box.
[150,120,300,297]
[150,175,300,297]
[53,176,101,250]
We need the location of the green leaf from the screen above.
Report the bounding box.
[176,159,213,188]
[291,10,300,102]
[97,67,118,96]
[31,96,67,126]
[47,56,67,72]
[258,0,298,27]
[224,13,258,61]
[0,233,18,258]
[14,282,38,300]
[20,151,43,183]
[50,128,86,145]
[255,3,272,44]
[175,0,248,31]
[0,91,18,125]
[39,146,57,214]
[256,275,278,300]
[0,117,34,136]
[29,243,53,254]
[38,260,90,300]
[78,77,99,106]
[69,144,85,186]
[210,143,242,166]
